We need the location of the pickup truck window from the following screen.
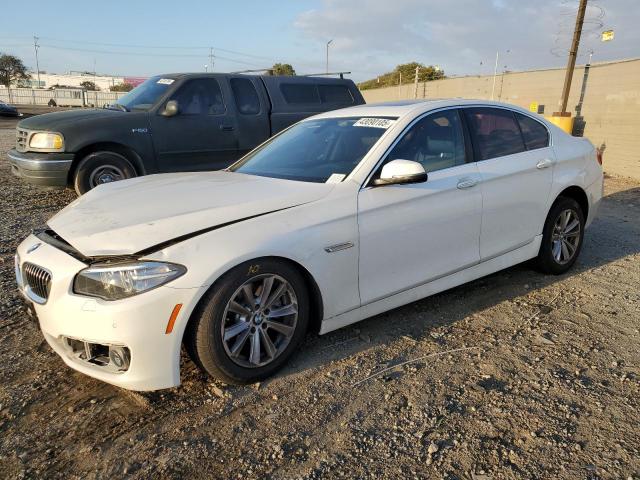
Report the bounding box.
[169,79,226,115]
[318,85,354,104]
[117,75,173,111]
[231,117,392,183]
[280,84,321,104]
[230,78,260,115]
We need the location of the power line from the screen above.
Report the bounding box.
[36,44,268,67]
[38,36,278,62]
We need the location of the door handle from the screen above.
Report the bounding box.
[457,178,478,189]
[219,125,235,131]
[536,158,553,169]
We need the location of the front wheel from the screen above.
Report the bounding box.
[186,259,310,384]
[73,150,137,195]
[535,196,585,274]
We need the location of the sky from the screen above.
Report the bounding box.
[1,0,638,82]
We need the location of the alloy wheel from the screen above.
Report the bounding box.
[551,208,581,265]
[221,274,298,368]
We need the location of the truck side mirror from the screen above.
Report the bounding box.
[162,100,179,117]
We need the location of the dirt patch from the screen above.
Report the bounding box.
[0,126,638,479]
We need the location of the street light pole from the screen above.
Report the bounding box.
[559,0,588,113]
[33,35,41,88]
[326,39,333,74]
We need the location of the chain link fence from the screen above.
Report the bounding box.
[0,88,127,107]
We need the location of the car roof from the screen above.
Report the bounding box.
[311,98,537,120]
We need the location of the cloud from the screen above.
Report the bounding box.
[294,0,640,81]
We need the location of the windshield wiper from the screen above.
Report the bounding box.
[105,103,129,112]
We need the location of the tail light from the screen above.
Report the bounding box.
[596,148,603,165]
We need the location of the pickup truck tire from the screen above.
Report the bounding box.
[185,258,310,384]
[73,150,137,195]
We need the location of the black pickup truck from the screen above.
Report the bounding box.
[8,73,364,193]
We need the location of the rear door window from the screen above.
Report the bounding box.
[515,112,549,150]
[465,107,526,160]
[230,78,261,115]
[280,84,320,104]
[318,85,354,104]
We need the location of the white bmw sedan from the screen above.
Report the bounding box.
[16,100,603,390]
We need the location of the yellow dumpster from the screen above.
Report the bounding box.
[545,114,574,134]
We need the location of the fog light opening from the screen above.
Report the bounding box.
[109,346,131,371]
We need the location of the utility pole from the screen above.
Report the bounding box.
[413,65,420,99]
[33,35,41,88]
[209,48,214,72]
[326,40,333,74]
[573,50,593,136]
[559,0,588,113]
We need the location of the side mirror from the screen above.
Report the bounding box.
[373,159,428,186]
[161,100,179,117]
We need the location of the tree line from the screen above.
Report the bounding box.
[358,62,445,90]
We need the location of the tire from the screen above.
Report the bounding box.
[73,150,137,195]
[535,196,585,275]
[186,259,310,384]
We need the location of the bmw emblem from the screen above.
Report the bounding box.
[26,243,42,254]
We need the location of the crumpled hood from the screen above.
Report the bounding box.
[47,171,333,256]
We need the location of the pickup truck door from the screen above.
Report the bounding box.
[150,77,239,172]
[228,76,271,157]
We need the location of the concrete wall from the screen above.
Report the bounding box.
[361,58,640,180]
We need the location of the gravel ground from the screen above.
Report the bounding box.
[0,120,638,479]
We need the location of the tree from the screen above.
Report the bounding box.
[110,82,134,92]
[358,62,445,90]
[269,63,296,76]
[0,53,30,88]
[80,80,100,91]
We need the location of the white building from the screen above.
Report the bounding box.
[20,71,126,91]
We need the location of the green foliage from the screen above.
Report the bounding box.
[80,80,100,91]
[110,82,134,92]
[358,62,445,90]
[0,53,30,88]
[269,63,296,76]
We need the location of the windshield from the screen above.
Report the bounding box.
[114,75,176,111]
[231,117,395,183]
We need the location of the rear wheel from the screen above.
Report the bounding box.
[535,196,585,274]
[73,150,137,195]
[186,259,309,384]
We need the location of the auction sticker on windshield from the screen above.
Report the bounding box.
[157,78,175,85]
[353,118,395,129]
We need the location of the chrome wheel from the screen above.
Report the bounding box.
[551,209,581,265]
[89,164,125,187]
[221,274,298,368]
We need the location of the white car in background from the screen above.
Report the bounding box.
[15,99,603,391]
